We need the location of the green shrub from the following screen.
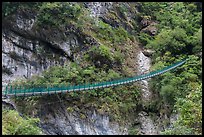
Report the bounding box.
[160,84,176,103]
[90,44,114,62]
[174,84,202,135]
[161,123,193,135]
[2,2,20,17]
[2,110,42,135]
[113,27,129,44]
[37,2,81,27]
[2,2,40,17]
[94,20,129,45]
[138,32,153,46]
[114,50,124,64]
[128,127,139,135]
[161,85,202,135]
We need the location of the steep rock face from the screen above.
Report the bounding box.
[91,2,161,134]
[2,9,93,86]
[99,3,139,34]
[2,28,69,85]
[136,50,160,135]
[137,50,151,102]
[2,2,141,85]
[137,111,159,135]
[2,3,130,135]
[85,2,113,18]
[38,102,128,135]
[141,22,158,36]
[2,2,166,135]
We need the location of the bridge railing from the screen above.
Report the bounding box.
[2,58,187,96]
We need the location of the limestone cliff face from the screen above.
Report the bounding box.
[2,2,163,135]
[2,7,98,86]
[2,2,143,86]
[2,3,129,135]
[38,100,128,135]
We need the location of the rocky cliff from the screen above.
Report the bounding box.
[2,2,165,135]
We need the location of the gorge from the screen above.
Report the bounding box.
[2,2,202,135]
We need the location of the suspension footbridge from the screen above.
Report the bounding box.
[2,59,187,97]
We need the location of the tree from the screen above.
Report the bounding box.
[162,84,202,135]
[146,27,189,56]
[2,110,42,135]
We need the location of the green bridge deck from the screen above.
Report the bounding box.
[2,59,187,97]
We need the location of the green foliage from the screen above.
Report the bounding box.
[175,84,202,134]
[98,45,114,61]
[162,84,202,135]
[191,28,202,53]
[139,2,201,57]
[2,110,42,135]
[88,44,124,68]
[160,84,176,103]
[114,27,129,44]
[83,67,95,75]
[93,20,129,45]
[2,2,82,29]
[2,2,20,17]
[180,55,202,81]
[153,2,202,31]
[146,28,189,56]
[128,127,139,135]
[140,3,202,123]
[67,107,74,113]
[138,32,153,46]
[150,55,202,111]
[107,69,120,80]
[11,60,140,123]
[138,2,169,20]
[161,123,193,135]
[11,61,121,89]
[36,2,81,27]
[2,2,40,17]
[148,52,201,134]
[118,4,128,13]
[75,7,95,31]
[114,50,124,64]
[4,2,201,134]
[94,20,114,42]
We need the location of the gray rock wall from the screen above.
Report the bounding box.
[2,9,83,86]
[39,103,128,135]
[2,3,128,135]
[2,2,169,135]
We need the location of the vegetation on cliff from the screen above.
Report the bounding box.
[138,2,202,134]
[2,110,42,135]
[2,2,202,135]
[2,2,140,135]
